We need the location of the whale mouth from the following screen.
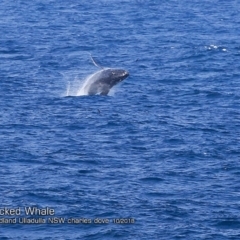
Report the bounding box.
[119,71,129,82]
[122,71,129,79]
[124,71,129,77]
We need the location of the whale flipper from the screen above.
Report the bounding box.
[90,54,103,69]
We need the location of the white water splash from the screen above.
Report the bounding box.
[62,75,84,97]
[66,81,71,96]
[63,72,98,97]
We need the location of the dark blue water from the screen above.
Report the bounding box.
[1,0,240,239]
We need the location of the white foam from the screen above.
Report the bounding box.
[210,44,218,49]
[62,75,85,97]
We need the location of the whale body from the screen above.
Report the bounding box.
[82,68,129,95]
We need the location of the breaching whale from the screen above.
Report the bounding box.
[81,56,129,96]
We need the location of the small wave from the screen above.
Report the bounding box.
[139,177,164,183]
[205,45,227,52]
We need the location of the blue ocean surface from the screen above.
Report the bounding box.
[1,0,240,239]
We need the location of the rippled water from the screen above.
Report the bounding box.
[1,0,240,239]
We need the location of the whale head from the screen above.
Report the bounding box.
[101,69,129,87]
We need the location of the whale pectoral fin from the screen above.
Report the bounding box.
[100,89,109,95]
[89,54,104,69]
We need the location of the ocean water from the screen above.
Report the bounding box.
[1,0,240,239]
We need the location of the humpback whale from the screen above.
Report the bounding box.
[81,56,129,96]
